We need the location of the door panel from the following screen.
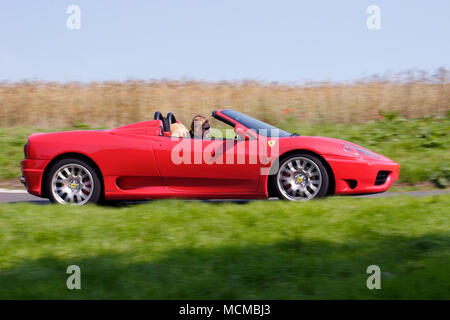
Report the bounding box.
[153,136,261,193]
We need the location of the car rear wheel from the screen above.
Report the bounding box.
[272,153,329,201]
[47,158,101,205]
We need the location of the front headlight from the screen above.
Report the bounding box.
[342,144,380,159]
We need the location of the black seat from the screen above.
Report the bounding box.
[154,111,163,121]
[166,112,177,125]
[154,111,170,133]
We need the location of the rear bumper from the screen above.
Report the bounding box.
[324,155,400,195]
[21,159,49,197]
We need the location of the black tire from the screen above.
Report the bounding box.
[270,153,329,201]
[46,158,102,205]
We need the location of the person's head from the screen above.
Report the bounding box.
[190,115,210,138]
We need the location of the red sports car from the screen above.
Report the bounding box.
[21,109,399,205]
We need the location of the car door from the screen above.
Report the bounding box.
[153,136,261,193]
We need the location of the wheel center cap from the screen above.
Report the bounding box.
[295,173,306,185]
[69,180,80,190]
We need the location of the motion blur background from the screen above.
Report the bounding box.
[0,0,449,299]
[0,0,449,127]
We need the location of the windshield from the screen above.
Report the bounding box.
[220,109,292,138]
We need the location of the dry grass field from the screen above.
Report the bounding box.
[0,69,448,128]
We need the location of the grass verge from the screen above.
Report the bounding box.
[0,195,449,299]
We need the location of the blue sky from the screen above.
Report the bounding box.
[0,0,448,82]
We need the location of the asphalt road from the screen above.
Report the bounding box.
[0,188,449,205]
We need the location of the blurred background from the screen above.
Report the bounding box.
[0,0,448,126]
[0,72,448,128]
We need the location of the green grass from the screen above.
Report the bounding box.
[0,117,449,186]
[0,195,449,299]
[0,127,55,181]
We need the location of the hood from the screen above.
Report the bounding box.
[280,135,392,161]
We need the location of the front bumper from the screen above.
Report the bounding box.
[21,159,49,197]
[324,155,400,195]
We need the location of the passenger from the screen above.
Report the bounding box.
[170,122,190,138]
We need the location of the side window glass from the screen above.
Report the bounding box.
[209,118,236,140]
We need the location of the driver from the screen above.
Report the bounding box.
[189,115,210,139]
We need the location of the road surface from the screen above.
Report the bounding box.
[0,188,449,204]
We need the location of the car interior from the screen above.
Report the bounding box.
[153,110,244,141]
[153,111,191,138]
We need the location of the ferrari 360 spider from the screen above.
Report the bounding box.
[21,109,399,205]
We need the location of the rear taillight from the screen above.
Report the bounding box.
[24,143,28,159]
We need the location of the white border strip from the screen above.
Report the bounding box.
[0,188,28,194]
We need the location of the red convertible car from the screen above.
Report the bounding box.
[21,109,399,205]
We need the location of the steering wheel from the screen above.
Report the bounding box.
[166,112,177,125]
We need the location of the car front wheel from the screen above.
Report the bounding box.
[272,153,329,201]
[47,158,101,205]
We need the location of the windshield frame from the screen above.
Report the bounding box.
[213,109,292,138]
